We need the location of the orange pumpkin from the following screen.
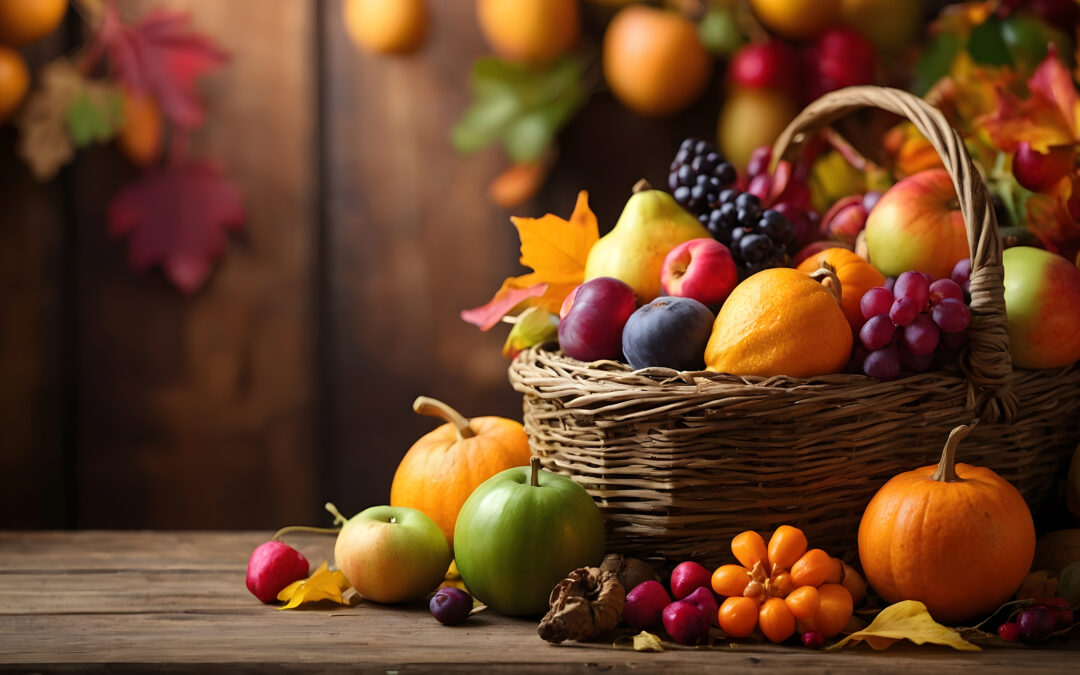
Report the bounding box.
[858,423,1036,624]
[796,247,885,330]
[390,396,531,549]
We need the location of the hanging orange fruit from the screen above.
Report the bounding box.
[0,45,29,124]
[0,0,68,46]
[117,92,163,167]
[343,0,428,56]
[390,396,531,549]
[476,0,580,65]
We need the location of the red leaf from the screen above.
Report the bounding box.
[95,3,229,128]
[108,160,245,295]
[460,280,547,330]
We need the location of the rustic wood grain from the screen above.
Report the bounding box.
[321,0,524,517]
[0,532,1077,674]
[70,0,319,529]
[0,33,71,529]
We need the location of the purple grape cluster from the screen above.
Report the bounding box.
[854,261,973,381]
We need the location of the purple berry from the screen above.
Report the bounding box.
[860,286,894,320]
[430,587,473,625]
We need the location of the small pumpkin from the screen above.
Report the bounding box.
[857,423,1036,624]
[796,247,885,330]
[390,397,531,549]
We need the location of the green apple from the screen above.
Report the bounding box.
[453,457,605,616]
[334,505,451,604]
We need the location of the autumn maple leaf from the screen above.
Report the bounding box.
[461,191,598,330]
[93,2,229,128]
[108,160,246,295]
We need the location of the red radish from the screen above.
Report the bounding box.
[246,540,310,603]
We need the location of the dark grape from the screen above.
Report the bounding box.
[902,314,940,356]
[739,234,773,263]
[430,587,473,625]
[900,345,935,373]
[889,296,920,327]
[864,345,901,381]
[894,271,930,311]
[668,138,738,216]
[1017,607,1057,643]
[860,315,897,351]
[932,298,971,333]
[860,287,893,320]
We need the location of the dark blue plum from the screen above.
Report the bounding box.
[621,296,714,371]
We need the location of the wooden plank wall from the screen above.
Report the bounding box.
[0,0,722,529]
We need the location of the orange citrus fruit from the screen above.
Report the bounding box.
[602,5,712,117]
[705,267,853,378]
[117,92,163,167]
[749,0,839,40]
[344,0,428,55]
[476,0,580,65]
[0,45,29,124]
[0,0,68,46]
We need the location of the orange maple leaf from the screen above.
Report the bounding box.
[462,191,598,330]
[979,46,1080,153]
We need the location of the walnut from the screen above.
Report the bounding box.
[537,566,626,643]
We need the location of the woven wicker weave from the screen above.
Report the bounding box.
[508,87,1080,565]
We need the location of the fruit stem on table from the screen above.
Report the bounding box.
[270,525,341,541]
[413,396,475,441]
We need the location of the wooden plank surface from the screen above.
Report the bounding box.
[70,0,319,529]
[0,531,1076,673]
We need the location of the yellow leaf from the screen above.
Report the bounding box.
[276,561,353,610]
[462,191,598,330]
[826,601,981,652]
[632,631,664,652]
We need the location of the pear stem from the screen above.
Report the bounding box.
[632,178,652,193]
[271,525,341,541]
[530,456,540,487]
[324,502,349,527]
[809,262,842,308]
[932,422,978,483]
[413,396,475,441]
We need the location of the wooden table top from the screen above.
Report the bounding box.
[1,531,1076,673]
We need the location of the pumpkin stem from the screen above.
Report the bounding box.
[530,455,540,487]
[413,396,475,441]
[809,262,842,307]
[932,422,979,483]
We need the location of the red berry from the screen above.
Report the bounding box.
[998,621,1020,642]
[801,630,825,648]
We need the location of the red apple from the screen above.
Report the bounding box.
[728,40,800,99]
[661,238,737,307]
[804,27,877,100]
[246,540,310,603]
[863,169,969,281]
[1013,141,1075,193]
[820,194,868,246]
[1003,246,1080,369]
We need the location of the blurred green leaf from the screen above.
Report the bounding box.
[452,55,585,163]
[968,16,1013,67]
[66,90,123,147]
[913,31,962,96]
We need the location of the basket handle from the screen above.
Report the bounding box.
[771,86,1016,422]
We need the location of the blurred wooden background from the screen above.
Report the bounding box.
[0,0,720,530]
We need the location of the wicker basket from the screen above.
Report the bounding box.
[508,87,1080,566]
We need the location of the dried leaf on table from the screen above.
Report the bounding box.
[826,600,981,652]
[276,561,354,610]
[461,190,598,330]
[92,3,229,128]
[632,631,664,652]
[107,159,246,295]
[538,566,625,643]
[15,59,82,180]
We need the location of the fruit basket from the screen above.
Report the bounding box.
[508,86,1080,565]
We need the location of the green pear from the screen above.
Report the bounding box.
[584,185,710,302]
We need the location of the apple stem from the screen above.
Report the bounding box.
[632,178,652,194]
[270,525,341,541]
[809,263,842,308]
[932,421,978,483]
[530,456,540,487]
[324,502,349,527]
[413,396,475,442]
